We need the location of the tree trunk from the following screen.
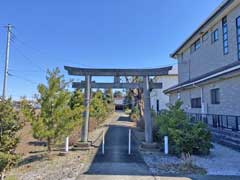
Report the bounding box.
[138,99,144,118]
[137,88,144,118]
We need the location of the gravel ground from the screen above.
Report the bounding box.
[141,151,207,176]
[13,152,85,180]
[192,143,240,175]
[141,151,182,175]
[141,143,240,176]
[133,129,240,176]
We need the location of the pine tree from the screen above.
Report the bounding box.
[0,99,21,180]
[69,89,84,109]
[21,68,84,152]
[90,90,107,125]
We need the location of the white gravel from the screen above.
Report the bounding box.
[192,143,240,175]
[141,151,183,175]
[142,143,240,176]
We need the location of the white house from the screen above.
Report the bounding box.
[150,65,178,112]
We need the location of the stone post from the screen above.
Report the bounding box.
[81,75,91,142]
[143,76,153,144]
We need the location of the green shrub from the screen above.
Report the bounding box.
[90,91,108,125]
[155,100,212,156]
[0,99,21,179]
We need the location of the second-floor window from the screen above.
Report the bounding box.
[202,31,209,42]
[190,39,201,53]
[211,29,219,43]
[222,17,228,55]
[236,16,240,60]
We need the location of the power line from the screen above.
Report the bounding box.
[12,29,180,70]
[10,42,47,73]
[8,68,43,73]
[11,29,98,68]
[10,73,39,85]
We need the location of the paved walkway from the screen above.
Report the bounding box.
[77,113,240,180]
[78,113,191,180]
[86,115,151,175]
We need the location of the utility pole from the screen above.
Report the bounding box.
[2,24,12,100]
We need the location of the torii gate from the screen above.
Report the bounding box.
[64,66,172,144]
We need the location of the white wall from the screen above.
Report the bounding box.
[150,66,178,111]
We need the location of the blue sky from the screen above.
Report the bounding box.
[0,0,222,99]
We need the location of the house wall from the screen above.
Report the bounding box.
[169,75,240,116]
[177,5,240,83]
[150,75,178,111]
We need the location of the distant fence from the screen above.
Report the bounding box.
[187,113,240,132]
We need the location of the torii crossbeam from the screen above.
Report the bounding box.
[64,66,172,145]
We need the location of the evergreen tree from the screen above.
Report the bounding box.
[90,90,107,125]
[155,100,212,156]
[69,89,84,109]
[21,68,84,152]
[0,99,21,180]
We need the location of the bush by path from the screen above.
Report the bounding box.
[154,101,212,156]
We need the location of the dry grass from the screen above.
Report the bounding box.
[16,122,46,156]
[6,113,118,180]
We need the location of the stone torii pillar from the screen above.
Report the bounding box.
[143,76,153,144]
[81,75,91,142]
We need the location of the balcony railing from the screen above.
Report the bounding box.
[186,113,240,132]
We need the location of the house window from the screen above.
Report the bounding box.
[202,31,209,42]
[191,97,201,108]
[222,17,228,55]
[156,100,159,112]
[236,16,240,60]
[211,29,219,43]
[211,88,220,104]
[190,39,201,53]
